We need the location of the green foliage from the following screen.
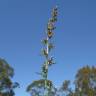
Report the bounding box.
[0,58,19,96]
[27,79,56,96]
[74,65,96,96]
[27,79,53,91]
[0,59,14,78]
[53,66,96,96]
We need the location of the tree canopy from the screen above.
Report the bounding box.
[0,58,19,96]
[74,65,96,96]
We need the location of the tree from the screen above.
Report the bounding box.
[54,66,96,96]
[0,58,19,96]
[27,6,58,96]
[74,65,96,96]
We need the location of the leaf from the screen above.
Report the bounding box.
[48,43,54,52]
[42,39,48,45]
[41,49,48,57]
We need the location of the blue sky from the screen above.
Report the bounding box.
[0,0,96,96]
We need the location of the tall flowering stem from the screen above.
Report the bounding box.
[26,6,58,96]
[41,6,58,96]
